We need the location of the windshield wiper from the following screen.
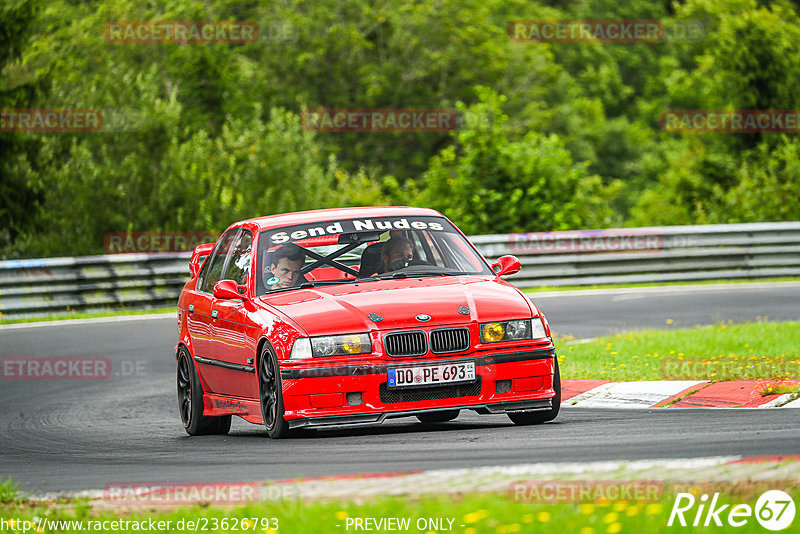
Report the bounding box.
[371,270,461,280]
[306,279,363,287]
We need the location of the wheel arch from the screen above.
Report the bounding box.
[176,342,211,396]
[255,337,277,375]
[176,341,191,359]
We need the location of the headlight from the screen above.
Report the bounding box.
[310,333,371,357]
[482,322,507,342]
[480,318,547,343]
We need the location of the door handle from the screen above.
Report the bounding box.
[211,309,218,319]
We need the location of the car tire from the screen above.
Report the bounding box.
[507,358,561,426]
[416,410,460,423]
[258,344,291,439]
[177,348,231,436]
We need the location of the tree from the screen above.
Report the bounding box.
[0,0,45,256]
[418,88,619,234]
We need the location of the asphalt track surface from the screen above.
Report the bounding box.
[1,282,799,494]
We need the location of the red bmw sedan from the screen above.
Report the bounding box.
[176,206,559,438]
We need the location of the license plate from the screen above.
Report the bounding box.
[387,362,475,388]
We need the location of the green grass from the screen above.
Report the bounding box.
[0,307,176,325]
[2,482,798,533]
[759,383,800,397]
[0,479,18,504]
[522,276,800,293]
[557,321,800,381]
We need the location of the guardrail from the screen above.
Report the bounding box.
[474,221,800,288]
[0,253,191,321]
[1,222,799,320]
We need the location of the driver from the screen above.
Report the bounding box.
[379,236,414,273]
[266,243,305,290]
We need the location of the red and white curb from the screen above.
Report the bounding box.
[562,380,800,408]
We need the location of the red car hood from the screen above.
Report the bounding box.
[257,276,534,336]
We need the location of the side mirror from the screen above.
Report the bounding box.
[491,255,521,276]
[189,242,215,278]
[212,279,247,300]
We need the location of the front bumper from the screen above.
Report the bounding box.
[280,348,556,429]
[289,398,553,429]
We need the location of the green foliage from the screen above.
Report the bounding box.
[419,88,619,234]
[631,0,800,225]
[3,0,800,258]
[8,101,389,257]
[0,0,46,253]
[723,138,800,222]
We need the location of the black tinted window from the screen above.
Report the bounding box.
[198,230,239,293]
[224,231,253,287]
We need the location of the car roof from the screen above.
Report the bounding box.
[241,206,445,232]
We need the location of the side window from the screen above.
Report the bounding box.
[433,232,480,272]
[409,230,445,267]
[224,231,253,289]
[198,230,239,293]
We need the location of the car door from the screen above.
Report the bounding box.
[207,229,260,398]
[189,228,239,392]
[186,228,239,366]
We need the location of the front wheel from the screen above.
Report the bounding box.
[258,344,291,439]
[177,347,231,435]
[508,358,561,426]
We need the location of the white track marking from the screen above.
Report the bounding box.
[567,381,707,408]
[0,313,175,330]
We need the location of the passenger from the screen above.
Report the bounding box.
[266,243,305,290]
[379,236,414,273]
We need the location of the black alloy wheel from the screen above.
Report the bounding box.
[258,344,290,439]
[177,347,231,435]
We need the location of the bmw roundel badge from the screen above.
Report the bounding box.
[416,314,431,322]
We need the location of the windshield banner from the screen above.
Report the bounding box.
[266,217,451,245]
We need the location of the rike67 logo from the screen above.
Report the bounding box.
[668,490,795,531]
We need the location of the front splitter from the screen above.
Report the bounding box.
[287,398,552,429]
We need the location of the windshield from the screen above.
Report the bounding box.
[255,215,492,295]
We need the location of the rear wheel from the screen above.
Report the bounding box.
[177,348,231,435]
[507,358,561,426]
[258,344,291,439]
[416,410,460,424]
